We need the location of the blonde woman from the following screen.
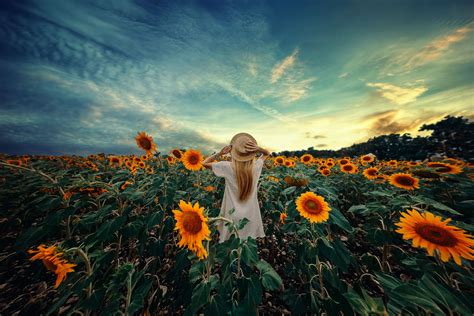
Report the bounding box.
[203,133,270,243]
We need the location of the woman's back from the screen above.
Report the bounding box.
[212,156,265,242]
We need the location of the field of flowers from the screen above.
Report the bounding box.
[1,132,473,315]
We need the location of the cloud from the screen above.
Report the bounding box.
[366,82,428,105]
[363,110,418,135]
[282,77,317,103]
[362,109,449,137]
[270,48,298,83]
[304,132,326,139]
[315,144,327,148]
[338,72,348,78]
[213,80,295,123]
[405,24,473,70]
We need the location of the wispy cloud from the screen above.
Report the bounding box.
[304,132,326,139]
[338,72,349,78]
[404,24,473,70]
[366,82,428,105]
[270,48,299,83]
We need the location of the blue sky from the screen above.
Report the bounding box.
[0,0,473,156]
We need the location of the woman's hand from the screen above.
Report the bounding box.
[219,145,232,155]
[243,140,259,153]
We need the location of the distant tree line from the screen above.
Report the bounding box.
[274,116,474,161]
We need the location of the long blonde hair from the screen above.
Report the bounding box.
[231,158,254,201]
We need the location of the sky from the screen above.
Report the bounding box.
[0,0,473,156]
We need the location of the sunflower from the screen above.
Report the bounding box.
[300,154,313,164]
[166,156,176,165]
[135,131,157,155]
[146,167,154,174]
[279,213,287,224]
[388,173,419,190]
[340,163,357,174]
[182,149,203,171]
[360,155,375,164]
[426,162,444,168]
[121,181,132,190]
[326,161,335,168]
[6,159,22,166]
[28,244,77,288]
[408,161,420,167]
[274,156,285,165]
[267,175,279,183]
[172,200,210,259]
[295,192,331,223]
[387,160,398,167]
[108,156,122,167]
[138,161,146,169]
[363,167,379,180]
[320,169,330,176]
[171,148,183,160]
[318,165,328,171]
[338,158,350,166]
[432,163,462,175]
[203,185,215,192]
[395,209,474,265]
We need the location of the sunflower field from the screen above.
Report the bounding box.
[1,133,474,315]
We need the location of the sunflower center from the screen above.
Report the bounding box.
[367,169,377,176]
[305,200,322,214]
[182,211,203,234]
[343,165,352,171]
[139,138,152,150]
[429,163,446,168]
[173,150,182,159]
[396,176,415,186]
[414,224,457,247]
[188,155,199,164]
[435,166,451,173]
[363,157,371,161]
[303,156,310,162]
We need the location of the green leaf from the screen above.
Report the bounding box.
[127,277,152,315]
[419,274,471,315]
[238,217,250,230]
[186,279,211,316]
[328,207,353,232]
[390,284,445,315]
[347,204,368,214]
[255,259,282,291]
[240,238,259,266]
[282,186,297,195]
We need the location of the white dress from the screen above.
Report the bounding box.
[211,156,266,243]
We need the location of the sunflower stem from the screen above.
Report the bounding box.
[316,255,326,300]
[66,247,93,315]
[0,162,66,196]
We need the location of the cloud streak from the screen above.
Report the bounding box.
[366,82,428,105]
[270,48,298,83]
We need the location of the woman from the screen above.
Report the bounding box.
[203,133,270,243]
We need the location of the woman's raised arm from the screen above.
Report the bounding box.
[202,145,232,169]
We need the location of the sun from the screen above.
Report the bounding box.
[388,173,419,190]
[295,192,331,223]
[395,209,474,265]
[172,200,210,259]
[182,149,203,171]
